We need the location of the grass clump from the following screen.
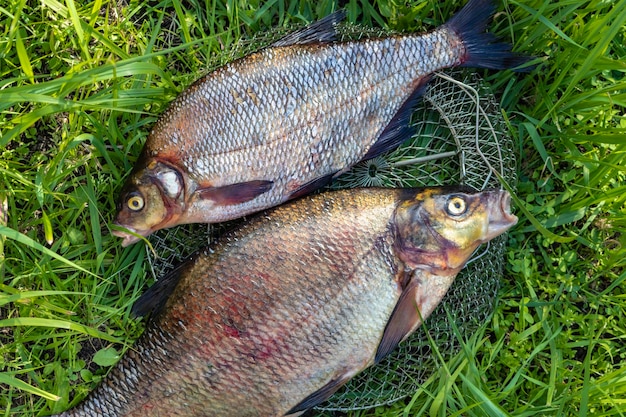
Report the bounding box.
[1,0,626,416]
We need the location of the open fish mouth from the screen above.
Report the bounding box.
[485,190,518,240]
[111,227,144,247]
[499,191,518,224]
[502,191,517,217]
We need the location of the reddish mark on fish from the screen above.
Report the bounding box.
[255,337,281,360]
[285,179,302,193]
[223,325,241,338]
[150,153,183,169]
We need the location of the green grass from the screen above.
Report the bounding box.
[1,0,625,416]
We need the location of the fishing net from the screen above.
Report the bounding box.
[144,69,517,412]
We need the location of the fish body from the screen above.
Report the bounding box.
[113,0,528,246]
[61,186,517,416]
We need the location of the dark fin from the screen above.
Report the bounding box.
[198,180,273,206]
[375,275,422,363]
[286,375,351,415]
[360,76,431,161]
[131,258,195,318]
[287,172,336,201]
[271,11,346,47]
[445,0,533,72]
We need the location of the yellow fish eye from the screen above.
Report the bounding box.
[446,196,467,216]
[127,194,145,212]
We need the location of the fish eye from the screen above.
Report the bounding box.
[446,196,467,216]
[126,194,145,212]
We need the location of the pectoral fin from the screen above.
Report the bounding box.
[197,180,273,206]
[285,374,351,415]
[374,274,424,364]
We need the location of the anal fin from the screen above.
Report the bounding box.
[285,374,351,415]
[360,75,431,161]
[287,172,336,201]
[198,180,273,206]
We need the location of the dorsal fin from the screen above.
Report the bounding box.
[271,11,346,47]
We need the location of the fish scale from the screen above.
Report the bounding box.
[143,191,395,415]
[113,0,529,246]
[59,186,517,416]
[197,36,425,175]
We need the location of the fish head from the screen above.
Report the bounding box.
[112,159,186,246]
[393,186,518,274]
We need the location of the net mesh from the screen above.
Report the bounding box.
[145,70,516,411]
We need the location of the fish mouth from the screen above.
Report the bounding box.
[485,191,518,240]
[111,226,144,247]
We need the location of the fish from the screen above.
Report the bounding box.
[59,186,518,416]
[112,0,529,246]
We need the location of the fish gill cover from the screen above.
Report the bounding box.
[144,68,517,411]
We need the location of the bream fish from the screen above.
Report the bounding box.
[112,0,528,246]
[60,186,518,416]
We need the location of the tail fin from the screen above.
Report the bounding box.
[445,0,532,71]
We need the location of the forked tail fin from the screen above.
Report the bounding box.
[445,0,533,71]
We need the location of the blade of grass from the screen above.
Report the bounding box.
[14,28,34,83]
[512,1,583,49]
[0,289,79,308]
[0,317,122,344]
[0,373,60,401]
[0,226,98,278]
[501,177,577,243]
[542,1,626,127]
[458,373,512,417]
[65,0,91,61]
[172,0,192,44]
